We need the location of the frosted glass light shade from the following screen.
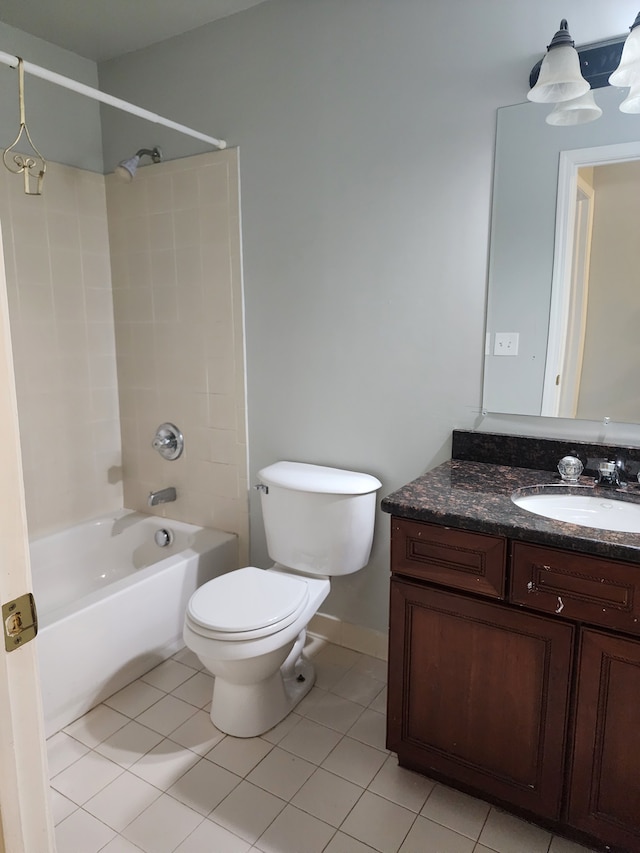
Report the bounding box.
[528,44,590,103]
[609,14,640,87]
[620,80,640,112]
[546,90,602,125]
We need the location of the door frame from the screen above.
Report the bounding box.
[554,175,594,418]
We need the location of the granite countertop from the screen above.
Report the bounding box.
[381,459,640,565]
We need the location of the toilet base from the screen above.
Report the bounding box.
[210,655,315,737]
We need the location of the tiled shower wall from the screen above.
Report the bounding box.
[1,150,248,557]
[106,150,248,561]
[0,161,122,536]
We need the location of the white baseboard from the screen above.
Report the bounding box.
[308,613,388,661]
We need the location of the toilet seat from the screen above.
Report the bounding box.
[186,566,310,641]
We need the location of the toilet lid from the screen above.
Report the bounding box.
[187,567,310,633]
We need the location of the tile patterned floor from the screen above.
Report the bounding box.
[48,642,599,853]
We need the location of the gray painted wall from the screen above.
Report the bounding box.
[9,1,637,634]
[0,22,103,171]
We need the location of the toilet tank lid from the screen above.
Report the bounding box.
[258,461,382,495]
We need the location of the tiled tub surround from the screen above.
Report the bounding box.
[382,430,640,853]
[0,160,121,536]
[0,150,248,556]
[106,149,249,562]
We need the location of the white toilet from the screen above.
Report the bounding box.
[183,461,381,737]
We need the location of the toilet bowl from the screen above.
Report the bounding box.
[184,566,330,736]
[183,461,381,737]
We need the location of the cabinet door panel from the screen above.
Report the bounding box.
[388,580,573,820]
[569,629,640,850]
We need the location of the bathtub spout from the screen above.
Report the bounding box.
[148,487,177,507]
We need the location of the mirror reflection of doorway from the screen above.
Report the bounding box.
[574,161,640,422]
[542,156,640,421]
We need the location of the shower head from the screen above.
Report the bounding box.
[114,146,162,182]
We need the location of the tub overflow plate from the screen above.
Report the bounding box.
[2,592,38,652]
[154,528,174,547]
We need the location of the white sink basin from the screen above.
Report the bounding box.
[511,491,640,533]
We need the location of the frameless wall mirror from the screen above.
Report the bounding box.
[483,85,640,424]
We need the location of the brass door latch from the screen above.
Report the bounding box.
[2,593,37,652]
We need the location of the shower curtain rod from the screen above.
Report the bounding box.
[0,50,227,149]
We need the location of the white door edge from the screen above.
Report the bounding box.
[0,223,56,851]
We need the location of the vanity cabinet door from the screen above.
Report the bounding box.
[568,628,640,852]
[388,579,574,820]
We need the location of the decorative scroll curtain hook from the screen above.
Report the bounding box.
[2,58,46,195]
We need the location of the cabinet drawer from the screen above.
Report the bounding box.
[391,517,506,599]
[511,542,640,635]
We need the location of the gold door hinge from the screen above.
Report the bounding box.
[2,593,37,652]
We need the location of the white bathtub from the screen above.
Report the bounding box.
[31,510,238,737]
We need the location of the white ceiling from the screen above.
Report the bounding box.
[0,0,270,62]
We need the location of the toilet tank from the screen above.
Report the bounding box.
[257,461,382,576]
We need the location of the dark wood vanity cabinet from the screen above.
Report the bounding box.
[388,517,640,852]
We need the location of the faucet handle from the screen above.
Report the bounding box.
[152,423,184,461]
[558,455,583,483]
[152,435,174,450]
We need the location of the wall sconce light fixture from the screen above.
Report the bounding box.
[609,12,640,87]
[528,20,590,104]
[528,13,640,125]
[545,90,602,126]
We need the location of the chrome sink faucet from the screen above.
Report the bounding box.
[596,460,624,489]
[148,486,177,506]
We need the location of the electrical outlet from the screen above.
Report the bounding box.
[494,332,519,356]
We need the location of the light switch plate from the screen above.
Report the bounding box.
[494,332,519,356]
